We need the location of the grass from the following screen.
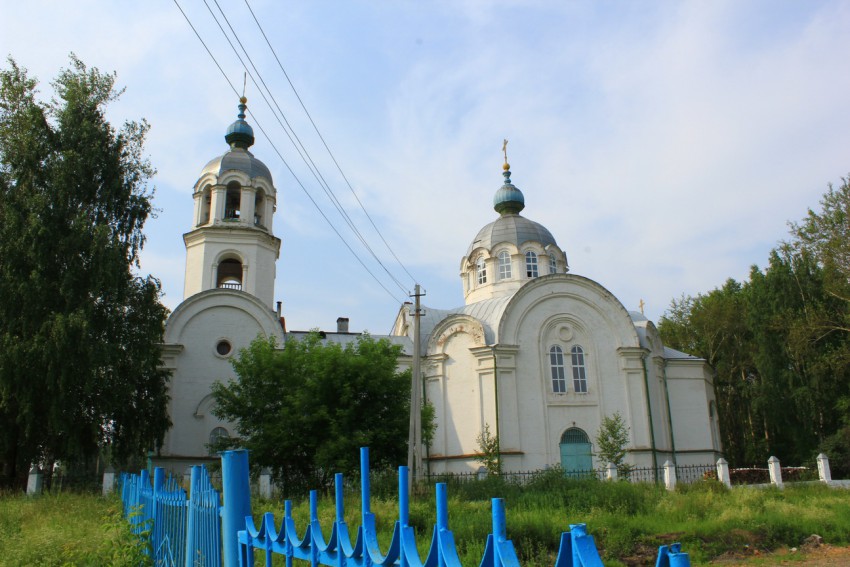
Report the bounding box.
[247,473,850,567]
[0,491,149,566]
[0,476,848,566]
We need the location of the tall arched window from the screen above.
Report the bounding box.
[549,345,567,393]
[525,251,538,278]
[476,256,487,285]
[549,255,557,274]
[254,191,264,227]
[225,182,241,220]
[571,345,588,393]
[199,186,212,226]
[498,251,512,280]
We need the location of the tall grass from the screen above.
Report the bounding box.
[1,476,847,566]
[250,473,850,567]
[0,491,149,566]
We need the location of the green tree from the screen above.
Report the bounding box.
[475,423,500,475]
[211,333,415,492]
[595,412,630,475]
[0,56,170,482]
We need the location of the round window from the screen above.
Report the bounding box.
[216,340,232,356]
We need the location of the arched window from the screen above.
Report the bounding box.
[199,186,212,226]
[224,182,241,220]
[570,345,588,393]
[549,345,567,393]
[208,427,230,455]
[549,255,557,274]
[476,256,487,285]
[525,251,538,278]
[217,258,243,290]
[254,191,264,227]
[498,251,512,280]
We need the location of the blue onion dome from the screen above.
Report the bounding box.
[493,162,525,215]
[224,96,255,149]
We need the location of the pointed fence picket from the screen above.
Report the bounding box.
[121,448,692,567]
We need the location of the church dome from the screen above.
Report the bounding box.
[467,214,558,255]
[198,98,272,182]
[467,164,559,254]
[199,148,272,182]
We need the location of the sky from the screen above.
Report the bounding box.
[2,1,849,335]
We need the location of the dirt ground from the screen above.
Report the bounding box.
[707,543,850,566]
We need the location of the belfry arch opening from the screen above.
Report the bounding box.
[224,182,241,220]
[217,258,243,290]
[254,190,264,227]
[199,185,212,226]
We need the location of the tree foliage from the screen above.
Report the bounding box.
[659,176,850,467]
[211,333,414,492]
[595,412,630,475]
[475,423,500,475]
[0,56,170,481]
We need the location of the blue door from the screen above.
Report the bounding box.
[560,428,592,476]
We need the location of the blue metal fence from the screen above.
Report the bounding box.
[237,448,691,567]
[121,463,222,566]
[121,448,692,567]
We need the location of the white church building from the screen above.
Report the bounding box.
[155,100,722,474]
[390,159,722,474]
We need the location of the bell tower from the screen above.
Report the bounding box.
[182,98,281,307]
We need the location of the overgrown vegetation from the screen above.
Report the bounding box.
[248,472,850,567]
[2,477,849,566]
[0,492,150,566]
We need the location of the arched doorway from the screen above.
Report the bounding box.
[560,427,592,474]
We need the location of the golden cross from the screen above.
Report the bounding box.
[502,139,509,165]
[639,299,646,314]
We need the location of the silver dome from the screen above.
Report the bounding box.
[198,147,272,183]
[467,214,558,255]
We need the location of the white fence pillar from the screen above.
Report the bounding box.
[716,458,731,488]
[259,467,273,499]
[102,467,115,496]
[663,460,677,491]
[26,465,42,495]
[817,453,832,483]
[768,456,783,488]
[606,462,618,482]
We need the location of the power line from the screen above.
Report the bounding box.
[171,0,405,305]
[243,0,418,286]
[203,0,410,295]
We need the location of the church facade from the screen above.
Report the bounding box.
[156,101,721,475]
[391,161,722,474]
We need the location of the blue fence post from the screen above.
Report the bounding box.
[184,465,200,567]
[221,449,252,567]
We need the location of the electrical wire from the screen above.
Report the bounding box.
[171,0,405,304]
[243,0,418,286]
[204,0,410,295]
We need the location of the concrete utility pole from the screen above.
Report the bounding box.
[406,284,425,490]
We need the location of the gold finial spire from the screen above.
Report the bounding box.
[502,138,510,171]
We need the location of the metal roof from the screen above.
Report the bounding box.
[467,214,558,256]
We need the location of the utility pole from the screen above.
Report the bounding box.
[406,284,425,490]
